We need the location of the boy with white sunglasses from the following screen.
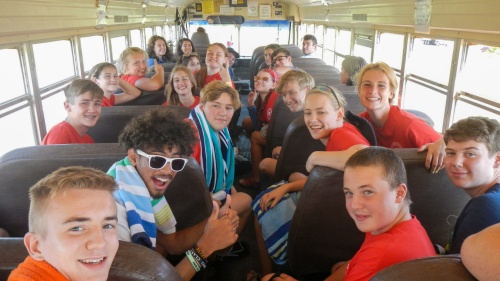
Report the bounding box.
[108,108,239,280]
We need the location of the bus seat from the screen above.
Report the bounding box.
[292,58,328,67]
[274,116,325,181]
[88,105,190,143]
[251,54,265,89]
[312,74,342,86]
[263,96,303,159]
[0,238,183,281]
[148,62,176,73]
[281,44,305,58]
[0,144,212,238]
[249,46,265,76]
[371,255,477,281]
[288,148,470,278]
[406,109,435,127]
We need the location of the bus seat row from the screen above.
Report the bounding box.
[87,105,190,143]
[0,238,183,281]
[0,143,212,238]
[286,148,471,279]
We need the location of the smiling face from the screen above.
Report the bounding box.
[200,92,235,132]
[125,53,148,77]
[444,140,500,197]
[28,189,118,281]
[273,52,292,67]
[302,39,316,55]
[129,145,182,199]
[206,45,226,69]
[344,165,407,235]
[264,48,274,67]
[181,40,193,54]
[254,70,276,93]
[304,93,344,142]
[92,66,119,94]
[281,80,308,112]
[154,39,167,57]
[172,70,193,97]
[187,57,201,74]
[65,91,102,134]
[358,69,393,113]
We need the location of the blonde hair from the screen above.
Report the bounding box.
[356,62,399,105]
[200,81,241,109]
[307,86,346,111]
[275,70,315,96]
[28,166,116,237]
[118,47,148,74]
[166,66,197,106]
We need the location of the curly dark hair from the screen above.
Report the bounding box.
[119,108,197,156]
[147,35,172,62]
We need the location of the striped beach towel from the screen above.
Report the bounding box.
[108,156,176,248]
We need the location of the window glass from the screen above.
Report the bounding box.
[0,48,26,103]
[307,24,314,34]
[145,27,153,43]
[324,27,335,51]
[111,36,127,61]
[336,29,351,55]
[403,80,446,132]
[80,35,106,71]
[457,44,500,102]
[164,25,173,41]
[353,35,372,63]
[130,29,142,48]
[155,26,163,36]
[323,50,334,66]
[42,90,67,134]
[406,37,454,85]
[32,40,75,88]
[373,32,405,69]
[453,99,500,123]
[0,106,36,157]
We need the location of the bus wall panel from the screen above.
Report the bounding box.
[299,0,500,42]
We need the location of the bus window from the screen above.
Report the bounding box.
[323,27,336,66]
[0,48,25,104]
[407,37,454,85]
[458,44,500,103]
[403,80,446,132]
[111,36,127,61]
[80,35,106,72]
[353,34,372,63]
[155,26,162,36]
[32,40,75,88]
[453,94,500,122]
[315,25,324,59]
[336,29,351,55]
[373,32,405,70]
[42,89,67,137]
[130,29,142,48]
[0,107,36,156]
[145,27,153,42]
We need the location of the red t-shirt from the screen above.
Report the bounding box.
[162,96,200,109]
[344,216,435,281]
[121,74,143,86]
[359,106,441,148]
[201,72,235,88]
[101,94,115,107]
[326,122,370,151]
[259,91,279,124]
[42,121,94,145]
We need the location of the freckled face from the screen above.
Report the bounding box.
[304,93,343,142]
[358,69,393,113]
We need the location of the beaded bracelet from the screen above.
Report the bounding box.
[193,243,208,261]
[186,250,201,272]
